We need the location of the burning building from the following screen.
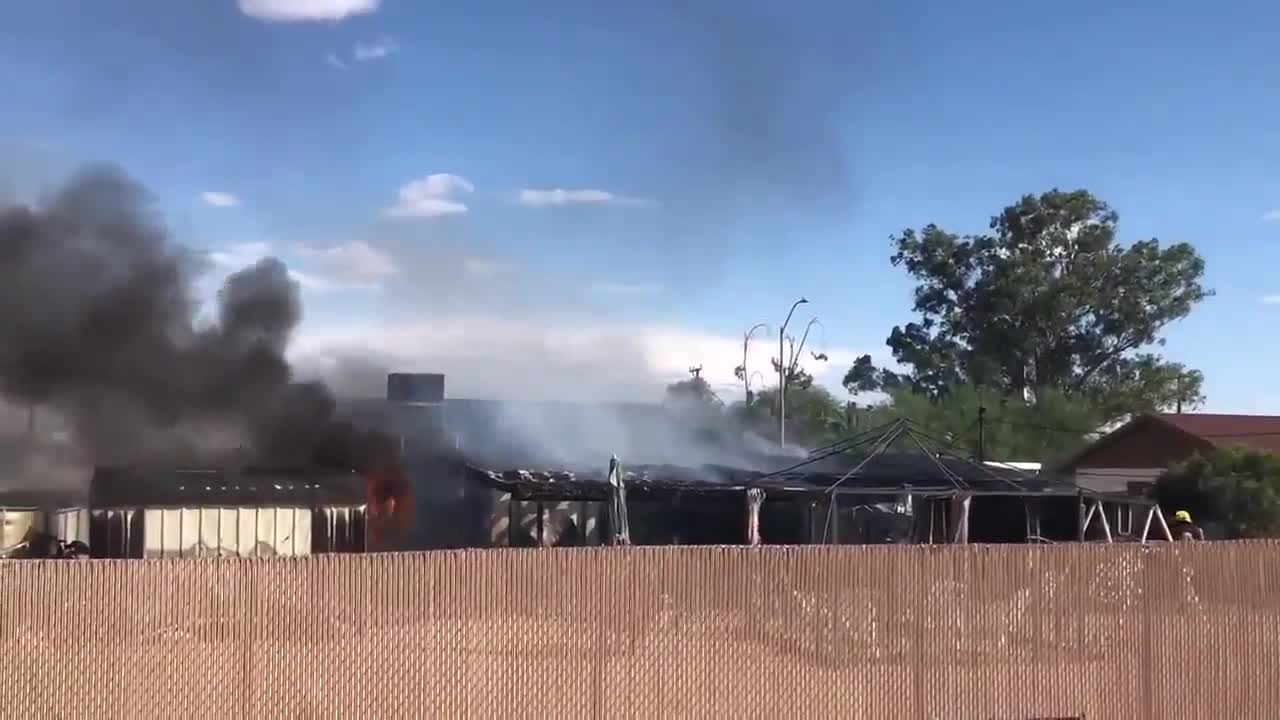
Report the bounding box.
[84,466,368,558]
[453,417,1167,549]
[0,367,1170,559]
[319,371,1169,551]
[0,489,88,559]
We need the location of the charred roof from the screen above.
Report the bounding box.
[463,418,1099,502]
[90,465,367,507]
[467,454,1077,503]
[0,488,87,509]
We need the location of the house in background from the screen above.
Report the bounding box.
[1059,413,1280,495]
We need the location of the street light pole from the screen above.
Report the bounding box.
[743,323,769,404]
[778,297,808,447]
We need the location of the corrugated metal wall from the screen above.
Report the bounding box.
[3,542,1279,719]
[139,507,313,558]
[85,506,367,558]
[50,508,90,546]
[0,507,89,553]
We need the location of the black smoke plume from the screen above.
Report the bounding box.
[0,164,382,476]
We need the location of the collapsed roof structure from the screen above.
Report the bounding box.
[468,418,1175,547]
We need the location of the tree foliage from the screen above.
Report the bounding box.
[741,384,853,448]
[847,189,1211,418]
[1157,448,1280,539]
[884,383,1102,464]
[664,367,721,411]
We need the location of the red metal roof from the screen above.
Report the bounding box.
[1155,413,1280,453]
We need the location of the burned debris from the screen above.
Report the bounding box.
[467,418,1168,549]
[0,368,1175,559]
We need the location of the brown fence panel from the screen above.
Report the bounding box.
[3,542,1280,719]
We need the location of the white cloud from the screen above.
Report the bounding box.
[1263,209,1280,222]
[293,241,398,288]
[353,36,398,62]
[464,258,516,278]
[517,188,650,208]
[203,240,395,292]
[589,281,664,296]
[238,0,379,22]
[1263,295,1280,304]
[327,53,348,70]
[203,241,324,293]
[288,313,861,404]
[207,242,271,270]
[384,174,474,219]
[200,191,240,208]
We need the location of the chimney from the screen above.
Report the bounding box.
[386,373,447,457]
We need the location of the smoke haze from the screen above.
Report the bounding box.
[0,2,880,486]
[0,165,380,487]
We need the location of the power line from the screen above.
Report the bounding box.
[758,418,901,480]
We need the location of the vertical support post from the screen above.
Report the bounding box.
[829,493,841,544]
[1077,492,1086,541]
[1140,505,1155,544]
[507,494,516,547]
[536,502,546,547]
[951,493,971,544]
[745,488,765,546]
[977,405,986,463]
[1095,500,1113,542]
[1081,501,1099,540]
[1153,504,1175,542]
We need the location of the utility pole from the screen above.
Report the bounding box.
[778,297,808,447]
[977,405,987,463]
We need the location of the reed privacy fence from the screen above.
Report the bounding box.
[3,543,1279,719]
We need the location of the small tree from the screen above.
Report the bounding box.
[664,366,719,407]
[1157,448,1280,539]
[748,384,857,447]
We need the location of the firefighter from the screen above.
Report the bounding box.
[1169,510,1205,541]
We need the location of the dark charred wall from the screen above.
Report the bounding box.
[760,499,812,545]
[400,456,491,550]
[967,495,1032,544]
[628,494,746,545]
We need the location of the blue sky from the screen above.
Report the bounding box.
[1,0,1279,410]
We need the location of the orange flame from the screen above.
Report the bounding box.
[365,461,412,548]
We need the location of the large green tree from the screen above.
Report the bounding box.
[884,383,1102,465]
[845,190,1211,417]
[1157,448,1280,539]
